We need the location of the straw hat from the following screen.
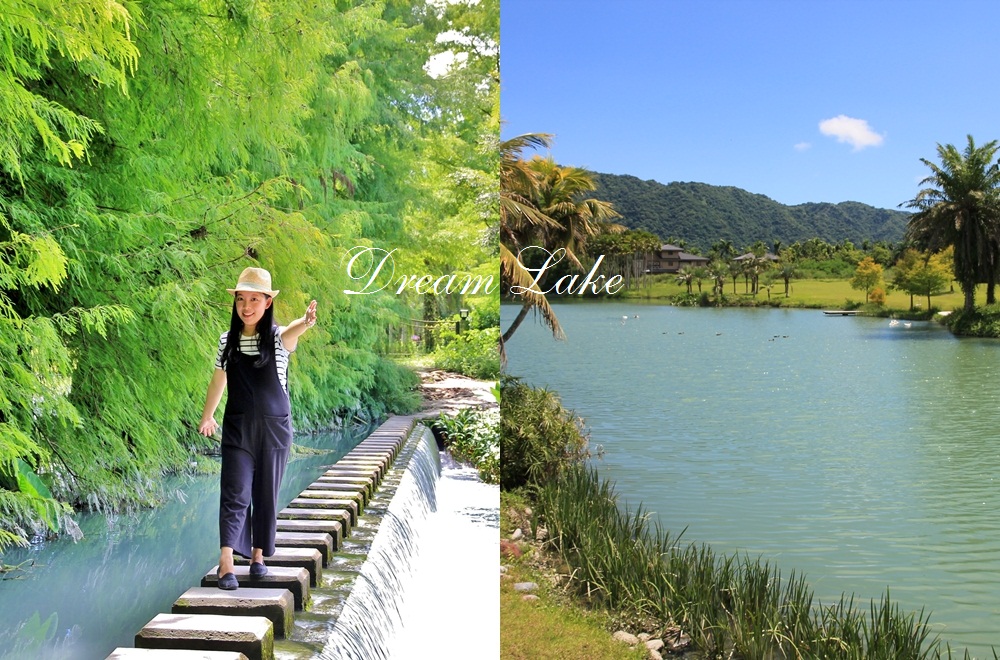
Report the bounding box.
[227,267,279,297]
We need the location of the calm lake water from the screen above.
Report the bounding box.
[503,302,1000,654]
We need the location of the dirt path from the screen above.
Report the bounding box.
[416,369,496,417]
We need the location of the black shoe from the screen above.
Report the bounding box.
[218,572,239,590]
[249,561,268,578]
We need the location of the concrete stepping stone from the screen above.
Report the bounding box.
[171,587,294,639]
[201,565,310,610]
[307,476,375,501]
[353,450,398,463]
[279,507,351,533]
[333,458,388,477]
[331,463,386,481]
[275,518,344,545]
[107,650,248,659]
[274,530,335,564]
[344,453,394,469]
[355,439,400,449]
[289,496,359,525]
[235,547,323,587]
[323,469,384,486]
[134,613,272,660]
[348,443,398,452]
[341,453,392,468]
[322,468,382,485]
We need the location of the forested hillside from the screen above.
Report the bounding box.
[590,173,910,250]
[0,0,498,549]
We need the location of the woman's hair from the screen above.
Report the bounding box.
[220,297,276,369]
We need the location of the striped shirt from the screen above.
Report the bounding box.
[214,327,291,392]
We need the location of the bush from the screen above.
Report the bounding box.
[467,295,500,331]
[431,407,499,483]
[945,304,1000,337]
[362,358,421,417]
[432,325,500,379]
[500,376,588,490]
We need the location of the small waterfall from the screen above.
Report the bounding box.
[319,425,440,660]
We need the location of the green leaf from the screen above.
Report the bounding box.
[14,458,53,500]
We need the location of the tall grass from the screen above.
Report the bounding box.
[535,463,982,659]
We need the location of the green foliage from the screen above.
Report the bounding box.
[467,295,500,331]
[499,377,588,490]
[0,0,138,181]
[431,406,498,483]
[0,0,498,546]
[904,136,1000,312]
[589,174,910,252]
[892,248,952,311]
[432,324,500,379]
[943,304,1000,337]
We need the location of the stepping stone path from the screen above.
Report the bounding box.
[106,416,416,660]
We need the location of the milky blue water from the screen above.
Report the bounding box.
[504,302,1000,654]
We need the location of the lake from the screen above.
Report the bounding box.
[503,302,1000,654]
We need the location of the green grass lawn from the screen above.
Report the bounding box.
[500,564,648,660]
[621,274,972,313]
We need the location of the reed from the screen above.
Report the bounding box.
[536,463,971,659]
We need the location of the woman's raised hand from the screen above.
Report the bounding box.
[304,299,318,327]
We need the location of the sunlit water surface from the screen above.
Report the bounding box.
[504,302,1000,654]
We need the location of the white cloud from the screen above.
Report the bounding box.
[818,115,884,150]
[794,142,811,152]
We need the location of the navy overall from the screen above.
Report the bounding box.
[219,330,293,558]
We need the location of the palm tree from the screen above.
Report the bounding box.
[777,261,799,297]
[708,259,729,297]
[524,156,623,269]
[691,266,709,293]
[501,138,623,349]
[500,133,563,357]
[675,267,694,294]
[711,239,736,262]
[904,135,1000,312]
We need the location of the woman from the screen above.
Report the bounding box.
[198,267,318,590]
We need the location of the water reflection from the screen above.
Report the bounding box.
[504,303,1000,653]
[0,427,368,660]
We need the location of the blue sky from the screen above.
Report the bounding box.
[500,0,1000,211]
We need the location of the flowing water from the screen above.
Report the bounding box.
[318,425,440,660]
[504,302,1000,654]
[0,427,369,660]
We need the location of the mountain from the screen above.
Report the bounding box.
[589,173,911,251]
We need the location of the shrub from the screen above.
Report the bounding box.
[945,304,1000,337]
[467,295,500,331]
[500,376,588,490]
[431,407,499,483]
[363,358,421,416]
[432,325,500,379]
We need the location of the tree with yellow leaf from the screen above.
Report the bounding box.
[851,256,884,303]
